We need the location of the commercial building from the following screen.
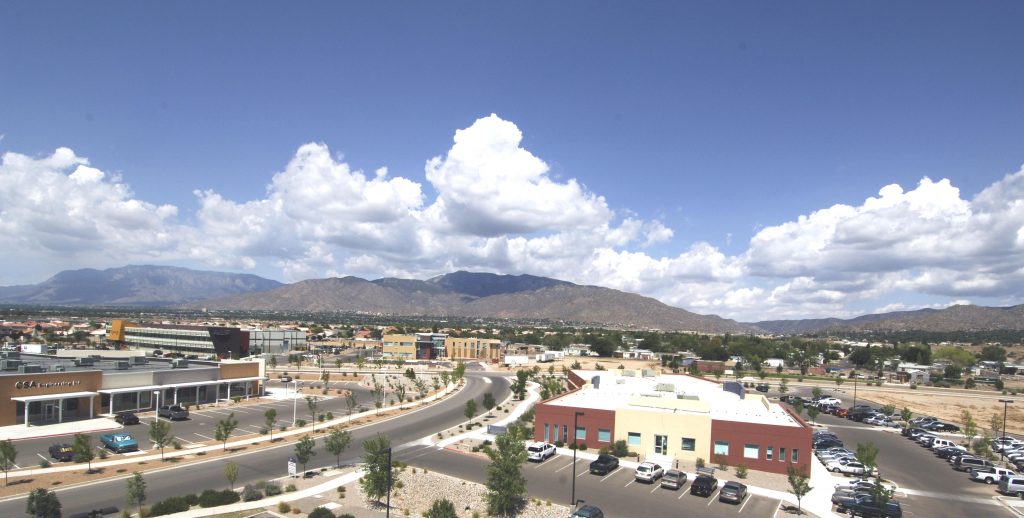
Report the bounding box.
[533,370,811,475]
[109,320,250,358]
[382,334,416,359]
[248,329,306,356]
[445,337,503,361]
[0,352,263,427]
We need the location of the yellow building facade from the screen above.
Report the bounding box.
[381,334,416,359]
[444,337,503,361]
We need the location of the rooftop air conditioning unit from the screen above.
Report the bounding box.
[1,359,22,370]
[53,365,66,372]
[18,364,43,373]
[2,351,20,359]
[171,359,188,369]
[75,358,95,367]
[116,361,130,370]
[131,356,148,365]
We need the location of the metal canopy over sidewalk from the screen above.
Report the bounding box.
[11,391,99,425]
[97,377,267,413]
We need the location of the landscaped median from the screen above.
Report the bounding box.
[0,379,465,499]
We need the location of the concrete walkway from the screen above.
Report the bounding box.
[0,417,122,442]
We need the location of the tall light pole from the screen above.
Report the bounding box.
[999,399,1013,463]
[571,411,584,508]
[292,380,299,426]
[382,446,393,518]
[852,370,858,409]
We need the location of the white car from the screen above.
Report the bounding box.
[834,479,897,492]
[816,397,842,406]
[634,462,664,483]
[828,460,870,476]
[526,442,556,462]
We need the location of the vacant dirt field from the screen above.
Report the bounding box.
[838,385,1024,436]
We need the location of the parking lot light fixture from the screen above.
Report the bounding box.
[999,399,1013,463]
[571,411,584,507]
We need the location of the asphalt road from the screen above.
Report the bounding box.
[401,445,782,518]
[0,372,512,517]
[782,385,1017,518]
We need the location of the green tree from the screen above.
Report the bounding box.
[880,404,896,417]
[979,345,1007,363]
[835,377,845,389]
[453,361,466,382]
[778,378,789,395]
[268,355,278,369]
[867,475,895,514]
[0,439,16,486]
[962,410,978,448]
[901,407,913,423]
[26,488,61,518]
[360,434,397,504]
[465,399,478,425]
[811,387,822,400]
[439,371,451,387]
[72,433,95,472]
[787,466,812,515]
[126,471,146,518]
[325,427,352,468]
[513,370,529,400]
[424,498,458,518]
[215,412,239,451]
[484,426,528,516]
[806,406,820,423]
[355,356,366,370]
[856,442,880,474]
[149,418,174,461]
[224,461,239,489]
[320,369,331,389]
[265,408,278,441]
[394,384,406,409]
[294,435,317,473]
[346,392,358,422]
[934,347,975,368]
[306,396,319,433]
[482,392,496,415]
[990,412,1004,436]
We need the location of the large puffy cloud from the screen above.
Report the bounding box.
[2,116,1024,321]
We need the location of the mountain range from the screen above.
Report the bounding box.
[1,265,1021,334]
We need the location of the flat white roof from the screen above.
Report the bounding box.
[553,370,802,428]
[12,391,99,402]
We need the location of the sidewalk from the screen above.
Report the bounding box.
[0,418,122,442]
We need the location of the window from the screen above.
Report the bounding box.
[575,426,586,441]
[563,425,568,442]
[792,449,799,463]
[714,441,729,456]
[779,447,786,461]
[627,432,641,446]
[766,446,773,461]
[544,423,550,443]
[598,429,611,442]
[681,438,696,451]
[743,444,759,459]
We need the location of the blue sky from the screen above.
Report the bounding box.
[2,2,1023,321]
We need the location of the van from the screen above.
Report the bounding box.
[954,457,994,472]
[931,438,956,450]
[998,476,1024,497]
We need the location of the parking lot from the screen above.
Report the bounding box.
[786,385,1021,517]
[404,445,785,518]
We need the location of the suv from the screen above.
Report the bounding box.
[48,443,73,462]
[954,457,994,472]
[719,481,747,504]
[526,442,555,462]
[998,475,1024,497]
[690,470,719,497]
[588,454,619,475]
[157,405,189,420]
[634,462,664,483]
[660,469,686,490]
[569,505,604,518]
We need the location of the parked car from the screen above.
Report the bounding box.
[923,421,960,432]
[660,469,686,490]
[588,454,619,475]
[834,407,849,418]
[865,416,895,427]
[954,457,994,472]
[690,473,719,497]
[634,462,664,483]
[829,459,871,476]
[833,488,870,505]
[969,466,1016,484]
[934,445,968,459]
[755,383,769,393]
[719,481,747,504]
[526,442,556,462]
[279,375,293,382]
[48,443,73,462]
[100,433,139,453]
[157,405,189,420]
[114,411,140,425]
[837,495,903,518]
[817,397,842,406]
[814,438,844,450]
[998,475,1024,497]
[569,505,604,518]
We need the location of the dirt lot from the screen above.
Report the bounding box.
[836,385,1024,436]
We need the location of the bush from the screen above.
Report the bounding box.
[910,383,918,390]
[39,459,50,468]
[308,508,336,518]
[296,419,307,427]
[184,494,199,506]
[995,380,1005,391]
[99,449,109,459]
[611,440,630,457]
[554,440,564,448]
[278,502,291,513]
[232,396,242,404]
[285,484,297,492]
[198,488,241,508]
[326,412,334,420]
[260,427,269,435]
[264,482,282,496]
[696,457,706,469]
[149,496,190,516]
[242,484,263,502]
[577,443,588,451]
[736,464,748,479]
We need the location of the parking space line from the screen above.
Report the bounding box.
[176,436,196,444]
[555,460,576,473]
[772,499,782,518]
[738,495,750,513]
[649,484,659,493]
[193,433,214,441]
[678,490,687,499]
[36,453,47,462]
[623,479,634,488]
[576,469,588,478]
[707,489,720,506]
[600,467,621,482]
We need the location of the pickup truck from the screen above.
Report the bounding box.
[836,495,903,518]
[100,433,139,453]
[157,405,189,420]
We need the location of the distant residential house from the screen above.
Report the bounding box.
[762,358,786,369]
[614,348,657,360]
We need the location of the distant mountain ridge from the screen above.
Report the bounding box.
[0,265,282,306]
[754,304,1024,334]
[191,271,753,333]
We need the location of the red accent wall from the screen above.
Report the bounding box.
[566,370,586,390]
[709,418,811,475]
[534,402,616,448]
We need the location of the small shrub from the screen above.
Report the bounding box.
[99,449,109,459]
[554,440,564,448]
[264,482,282,496]
[285,483,297,492]
[232,396,242,404]
[280,424,288,431]
[696,457,705,469]
[149,496,190,516]
[318,414,326,422]
[39,459,50,468]
[736,464,748,479]
[260,427,269,435]
[185,494,199,506]
[278,502,291,513]
[394,480,405,489]
[172,440,182,450]
[577,443,588,451]
[308,508,336,518]
[326,412,334,420]
[296,419,307,427]
[198,488,240,507]
[242,484,263,501]
[910,383,918,390]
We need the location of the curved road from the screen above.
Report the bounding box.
[0,372,512,516]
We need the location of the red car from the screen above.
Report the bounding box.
[834,408,849,418]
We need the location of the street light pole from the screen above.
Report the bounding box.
[571,411,584,508]
[852,370,858,409]
[383,446,393,518]
[999,399,1013,463]
[292,380,298,426]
